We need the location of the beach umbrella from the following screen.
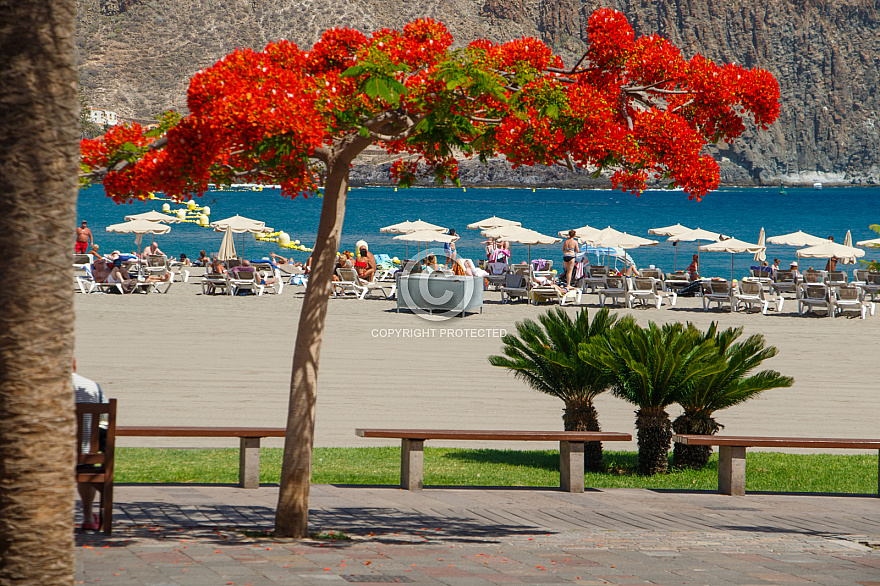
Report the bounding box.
[210,214,273,258]
[766,230,829,247]
[754,228,767,263]
[796,241,864,264]
[648,224,690,271]
[855,237,880,248]
[840,231,857,264]
[393,229,459,244]
[124,210,181,223]
[557,224,600,241]
[383,220,447,258]
[699,238,766,283]
[498,227,561,267]
[106,218,171,250]
[217,227,237,261]
[588,227,658,271]
[210,214,272,233]
[467,216,521,230]
[669,228,722,271]
[648,224,691,270]
[380,219,446,233]
[648,223,691,237]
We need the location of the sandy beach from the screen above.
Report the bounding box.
[73,269,879,453]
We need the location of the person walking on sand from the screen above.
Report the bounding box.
[562,230,579,288]
[76,221,93,254]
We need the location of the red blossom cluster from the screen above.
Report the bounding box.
[79,11,779,204]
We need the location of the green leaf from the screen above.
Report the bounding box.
[545,103,559,119]
[341,65,367,78]
[120,142,139,153]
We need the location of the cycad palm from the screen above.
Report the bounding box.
[580,320,724,476]
[672,324,794,470]
[488,307,618,471]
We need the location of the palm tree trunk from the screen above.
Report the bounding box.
[563,398,604,472]
[672,412,721,470]
[0,0,79,581]
[635,408,672,475]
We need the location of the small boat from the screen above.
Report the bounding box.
[813,181,823,190]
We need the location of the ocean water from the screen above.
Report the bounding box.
[77,184,880,279]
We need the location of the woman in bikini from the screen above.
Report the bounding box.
[562,230,579,288]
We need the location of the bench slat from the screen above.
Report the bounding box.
[356,429,632,441]
[673,435,880,449]
[117,427,286,438]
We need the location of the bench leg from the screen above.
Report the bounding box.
[401,439,424,491]
[718,445,746,496]
[559,441,585,493]
[877,449,879,497]
[239,437,261,489]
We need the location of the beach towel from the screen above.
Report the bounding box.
[531,259,549,271]
[489,249,510,263]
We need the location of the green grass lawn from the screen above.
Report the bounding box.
[113,447,878,494]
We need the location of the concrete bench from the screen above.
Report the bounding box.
[672,435,880,496]
[355,429,632,492]
[117,426,286,489]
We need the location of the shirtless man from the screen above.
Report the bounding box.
[142,242,165,258]
[75,221,93,254]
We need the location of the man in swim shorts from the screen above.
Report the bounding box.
[76,221,93,254]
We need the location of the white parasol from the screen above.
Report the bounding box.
[467,216,521,230]
[106,218,171,249]
[124,210,181,223]
[754,228,766,263]
[699,238,766,282]
[855,237,880,248]
[498,227,561,267]
[669,228,722,272]
[393,230,459,244]
[796,241,864,264]
[840,231,857,264]
[210,215,272,259]
[766,230,830,247]
[217,227,237,261]
[380,219,446,233]
[648,224,691,270]
[558,225,601,241]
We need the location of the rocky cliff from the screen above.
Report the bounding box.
[76,0,880,186]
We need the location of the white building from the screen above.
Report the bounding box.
[88,108,119,127]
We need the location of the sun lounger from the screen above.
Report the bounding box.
[597,275,628,307]
[770,270,799,296]
[701,280,732,312]
[834,285,875,319]
[734,279,784,314]
[529,284,581,305]
[629,276,676,309]
[500,273,529,304]
[201,272,230,295]
[798,283,834,317]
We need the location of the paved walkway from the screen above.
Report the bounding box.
[77,484,880,585]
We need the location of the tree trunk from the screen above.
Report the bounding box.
[0,0,79,582]
[635,408,672,476]
[274,136,371,538]
[671,411,721,470]
[563,398,604,472]
[274,164,348,537]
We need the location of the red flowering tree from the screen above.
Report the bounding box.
[80,9,779,537]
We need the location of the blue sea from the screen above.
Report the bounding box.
[77,184,880,279]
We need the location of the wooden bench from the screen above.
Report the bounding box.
[355,429,632,492]
[116,427,286,489]
[673,435,880,496]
